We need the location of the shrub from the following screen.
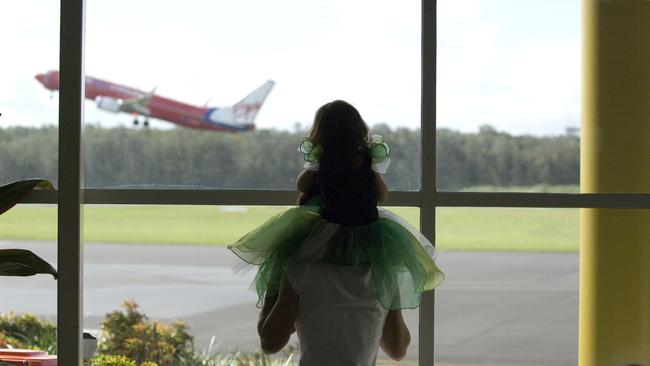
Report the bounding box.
[182,338,296,366]
[0,312,57,354]
[97,300,193,366]
[91,355,137,366]
[0,305,298,366]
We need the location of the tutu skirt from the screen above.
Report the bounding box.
[229,201,444,310]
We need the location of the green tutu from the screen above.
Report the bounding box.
[229,200,444,311]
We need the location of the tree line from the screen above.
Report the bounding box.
[0,124,579,191]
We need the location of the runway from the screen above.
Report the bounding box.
[0,241,578,365]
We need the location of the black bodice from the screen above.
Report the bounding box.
[319,156,378,226]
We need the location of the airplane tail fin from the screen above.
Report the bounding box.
[205,80,275,126]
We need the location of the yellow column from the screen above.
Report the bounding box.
[580,0,650,365]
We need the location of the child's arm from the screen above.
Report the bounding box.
[296,169,317,193]
[374,172,388,203]
[258,276,299,354]
[380,309,411,361]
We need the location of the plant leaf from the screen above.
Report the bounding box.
[0,179,54,215]
[0,249,58,279]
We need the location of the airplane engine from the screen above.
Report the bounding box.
[95,96,123,113]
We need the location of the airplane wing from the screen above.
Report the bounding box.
[119,87,157,116]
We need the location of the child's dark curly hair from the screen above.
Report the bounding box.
[308,100,370,169]
[298,100,370,205]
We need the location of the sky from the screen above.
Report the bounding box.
[0,0,580,135]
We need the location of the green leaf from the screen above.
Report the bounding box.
[0,179,54,216]
[0,249,58,279]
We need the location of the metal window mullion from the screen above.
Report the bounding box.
[435,192,650,209]
[420,0,437,365]
[57,0,85,364]
[22,189,650,208]
[81,189,423,206]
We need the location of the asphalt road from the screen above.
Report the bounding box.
[0,241,578,365]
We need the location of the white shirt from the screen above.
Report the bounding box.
[287,262,389,366]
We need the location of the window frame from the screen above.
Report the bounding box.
[17,0,650,364]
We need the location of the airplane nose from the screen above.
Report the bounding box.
[35,73,46,84]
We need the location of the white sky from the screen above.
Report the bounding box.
[0,0,580,135]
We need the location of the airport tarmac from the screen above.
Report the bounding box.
[0,241,578,365]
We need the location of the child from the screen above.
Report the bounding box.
[229,100,444,365]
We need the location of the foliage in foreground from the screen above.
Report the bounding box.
[184,339,296,366]
[98,300,194,366]
[91,355,159,366]
[96,300,297,365]
[0,312,57,354]
[188,350,295,366]
[91,354,138,366]
[0,301,299,366]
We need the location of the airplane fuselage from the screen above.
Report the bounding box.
[35,71,256,132]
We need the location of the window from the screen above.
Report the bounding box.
[0,0,60,329]
[14,1,650,365]
[435,208,579,365]
[0,1,59,184]
[83,0,421,191]
[437,0,581,193]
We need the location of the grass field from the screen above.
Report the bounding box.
[0,205,579,251]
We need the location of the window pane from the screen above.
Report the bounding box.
[0,2,59,184]
[434,207,578,365]
[436,0,580,192]
[81,204,273,357]
[0,205,58,347]
[82,205,422,363]
[0,0,59,356]
[84,0,420,190]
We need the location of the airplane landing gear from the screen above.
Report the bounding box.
[143,119,149,127]
[133,118,139,126]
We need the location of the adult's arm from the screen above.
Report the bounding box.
[380,309,411,361]
[257,295,277,336]
[258,277,299,354]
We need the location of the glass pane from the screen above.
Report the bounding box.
[435,207,579,365]
[79,205,421,363]
[0,205,58,351]
[84,0,420,190]
[0,0,59,357]
[0,1,59,184]
[81,205,277,360]
[437,0,581,192]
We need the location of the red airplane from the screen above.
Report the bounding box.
[35,70,274,132]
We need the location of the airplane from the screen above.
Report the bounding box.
[35,70,274,132]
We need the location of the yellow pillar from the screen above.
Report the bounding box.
[580,0,650,365]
